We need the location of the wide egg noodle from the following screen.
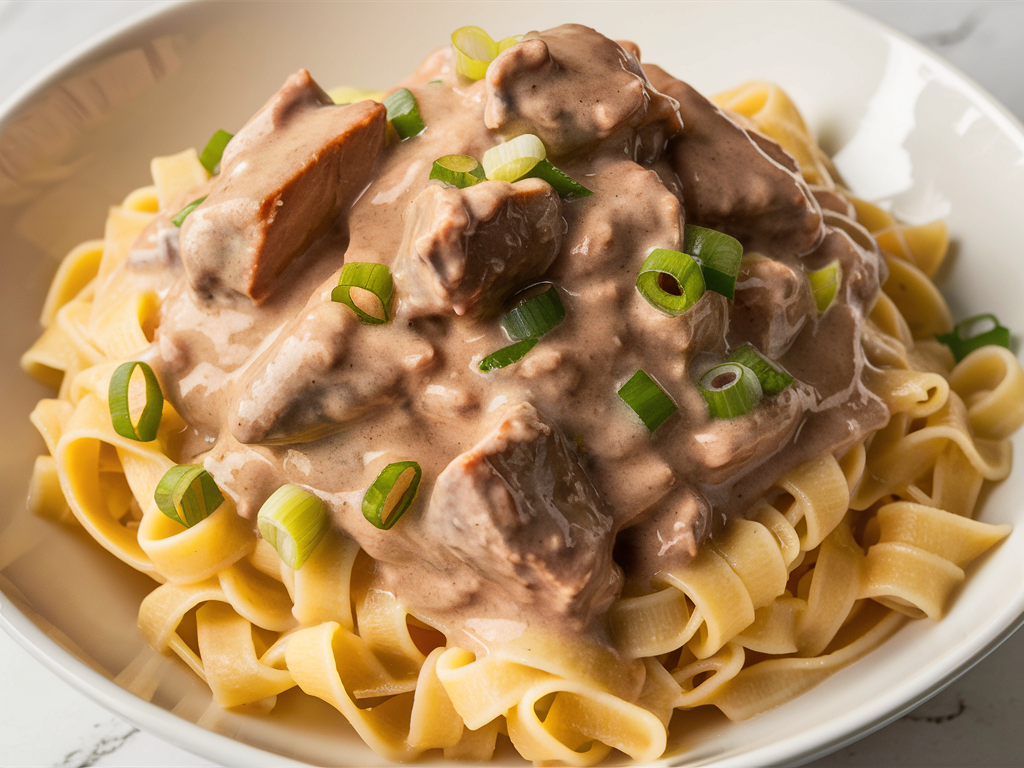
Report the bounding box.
[18,65,1024,765]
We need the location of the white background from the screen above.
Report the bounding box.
[1,1,1022,766]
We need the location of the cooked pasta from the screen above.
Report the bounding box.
[20,23,1023,766]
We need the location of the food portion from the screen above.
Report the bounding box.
[21,22,1024,765]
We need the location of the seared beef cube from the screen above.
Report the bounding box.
[180,70,386,303]
[393,178,562,319]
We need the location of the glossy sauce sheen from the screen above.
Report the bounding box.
[127,25,888,656]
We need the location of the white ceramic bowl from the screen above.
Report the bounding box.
[2,2,1023,766]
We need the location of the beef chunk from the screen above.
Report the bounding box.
[180,70,386,303]
[423,403,621,624]
[485,24,681,157]
[392,178,562,319]
[644,64,823,259]
[728,254,816,359]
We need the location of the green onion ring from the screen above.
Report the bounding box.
[108,361,163,442]
[257,484,329,569]
[363,461,422,530]
[154,465,224,528]
[199,129,233,175]
[808,260,841,314]
[171,196,207,227]
[617,369,677,432]
[729,344,794,396]
[501,285,565,341]
[331,262,395,325]
[452,26,499,80]
[698,363,763,419]
[429,154,486,188]
[936,313,1012,362]
[482,134,546,182]
[523,159,593,199]
[383,88,425,140]
[636,248,706,317]
[684,225,743,300]
[478,338,538,372]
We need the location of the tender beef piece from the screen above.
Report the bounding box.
[179,70,387,304]
[644,64,823,259]
[728,254,816,359]
[485,24,681,158]
[392,178,562,319]
[229,284,429,445]
[614,487,710,592]
[422,403,622,626]
[812,187,856,218]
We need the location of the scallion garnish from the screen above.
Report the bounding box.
[618,369,677,432]
[429,154,485,188]
[257,484,329,569]
[171,196,207,227]
[501,286,565,341]
[478,338,538,372]
[451,27,519,80]
[729,344,794,396]
[523,159,593,199]
[331,262,395,325]
[363,461,422,530]
[936,314,1012,362]
[698,363,763,418]
[684,225,742,300]
[199,129,233,175]
[154,465,224,528]
[808,260,841,314]
[482,134,545,182]
[383,88,425,140]
[108,361,163,442]
[636,248,706,317]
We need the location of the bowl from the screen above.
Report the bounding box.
[2,1,1023,766]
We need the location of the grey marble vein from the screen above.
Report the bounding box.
[54,720,139,768]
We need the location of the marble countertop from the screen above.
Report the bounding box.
[1,1,1023,766]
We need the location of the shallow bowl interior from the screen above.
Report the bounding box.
[1,2,1023,766]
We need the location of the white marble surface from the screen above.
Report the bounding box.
[1,1,1023,766]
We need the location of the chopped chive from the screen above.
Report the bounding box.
[501,285,565,341]
[936,314,1012,362]
[257,484,329,569]
[383,88,425,139]
[618,369,677,432]
[523,159,592,199]
[363,461,422,530]
[154,465,224,528]
[478,338,538,372]
[171,196,207,227]
[729,344,794,396]
[684,225,742,300]
[698,363,763,418]
[636,248,706,317]
[199,129,233,174]
[108,361,163,442]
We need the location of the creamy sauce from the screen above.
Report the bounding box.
[126,24,888,658]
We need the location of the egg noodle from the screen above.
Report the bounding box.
[21,80,1024,765]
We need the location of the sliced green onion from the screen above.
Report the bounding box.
[936,314,1012,362]
[430,154,485,188]
[478,338,538,372]
[482,134,545,182]
[502,286,565,341]
[331,262,394,325]
[109,361,163,442]
[154,465,224,528]
[171,196,207,227]
[497,35,521,53]
[199,129,233,175]
[636,248,706,317]
[257,484,329,569]
[363,461,422,530]
[452,26,499,80]
[684,225,742,300]
[523,159,593,199]
[618,369,677,432]
[698,363,763,418]
[383,88,425,139]
[729,344,794,396]
[808,260,841,314]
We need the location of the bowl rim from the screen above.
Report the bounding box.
[2,1,1024,766]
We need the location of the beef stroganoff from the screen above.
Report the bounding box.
[20,23,1024,765]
